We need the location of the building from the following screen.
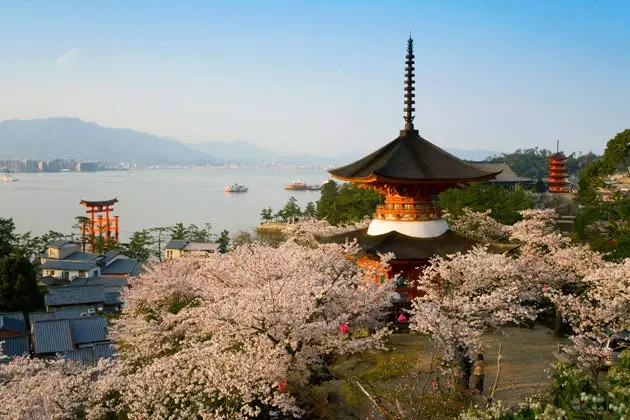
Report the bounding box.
[469,162,532,189]
[40,240,139,282]
[38,160,48,171]
[325,38,516,302]
[23,159,39,172]
[0,312,29,357]
[165,240,219,260]
[76,162,98,172]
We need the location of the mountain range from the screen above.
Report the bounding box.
[0,118,501,165]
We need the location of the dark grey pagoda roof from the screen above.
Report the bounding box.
[470,162,532,183]
[320,229,519,260]
[329,130,501,182]
[329,37,500,184]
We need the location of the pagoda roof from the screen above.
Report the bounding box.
[80,198,118,207]
[320,228,518,260]
[329,129,501,183]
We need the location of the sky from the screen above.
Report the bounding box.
[0,1,628,157]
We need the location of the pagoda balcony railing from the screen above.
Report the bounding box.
[375,204,442,221]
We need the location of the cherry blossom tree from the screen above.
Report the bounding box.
[0,350,110,420]
[91,240,395,418]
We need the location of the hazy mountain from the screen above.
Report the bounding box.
[0,117,501,166]
[189,141,351,165]
[446,148,503,161]
[191,141,502,165]
[0,118,215,164]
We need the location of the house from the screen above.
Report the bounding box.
[0,312,29,357]
[165,240,219,260]
[40,241,140,282]
[32,316,110,361]
[469,162,533,189]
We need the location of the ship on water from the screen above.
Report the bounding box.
[225,183,248,193]
[285,180,321,191]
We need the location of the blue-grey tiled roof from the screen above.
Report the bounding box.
[41,260,98,271]
[0,312,25,322]
[45,285,106,306]
[55,306,100,319]
[101,258,140,276]
[90,276,128,287]
[69,317,108,344]
[64,251,101,262]
[0,336,29,357]
[0,316,27,334]
[93,342,116,360]
[103,250,120,263]
[33,320,74,354]
[62,348,94,364]
[104,292,122,305]
[61,342,115,365]
[165,240,188,250]
[29,311,57,325]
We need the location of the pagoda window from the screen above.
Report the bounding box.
[396,274,408,287]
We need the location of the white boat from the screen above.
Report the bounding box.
[284,180,308,190]
[225,183,248,193]
[0,173,17,182]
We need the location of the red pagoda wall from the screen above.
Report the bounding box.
[548,155,569,193]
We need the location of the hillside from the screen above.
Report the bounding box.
[0,118,215,165]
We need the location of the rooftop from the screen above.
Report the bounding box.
[321,229,519,260]
[41,259,98,271]
[470,162,532,183]
[79,198,118,207]
[45,285,106,306]
[32,316,108,354]
[100,258,141,276]
[0,336,29,357]
[0,315,27,334]
[328,38,499,185]
[165,240,188,250]
[184,242,219,252]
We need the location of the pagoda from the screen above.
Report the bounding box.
[548,141,570,193]
[325,37,506,301]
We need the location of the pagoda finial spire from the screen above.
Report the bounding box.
[403,36,416,131]
[557,139,560,154]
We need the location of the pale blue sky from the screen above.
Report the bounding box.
[0,1,627,156]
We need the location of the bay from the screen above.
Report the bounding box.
[0,168,330,240]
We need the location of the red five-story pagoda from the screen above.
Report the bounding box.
[325,38,506,302]
[548,141,570,193]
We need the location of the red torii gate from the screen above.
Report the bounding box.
[79,198,119,252]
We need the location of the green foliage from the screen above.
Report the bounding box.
[439,183,534,225]
[0,217,16,258]
[303,201,317,219]
[259,207,273,223]
[281,196,301,223]
[316,181,383,225]
[485,148,599,180]
[120,229,155,262]
[0,255,43,312]
[574,129,630,261]
[217,230,230,254]
[170,222,213,242]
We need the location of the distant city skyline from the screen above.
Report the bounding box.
[1,1,628,156]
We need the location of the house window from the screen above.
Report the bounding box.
[46,270,55,276]
[79,270,88,277]
[61,271,69,280]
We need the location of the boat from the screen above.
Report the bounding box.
[225,183,248,193]
[0,172,17,182]
[307,184,321,191]
[284,180,308,191]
